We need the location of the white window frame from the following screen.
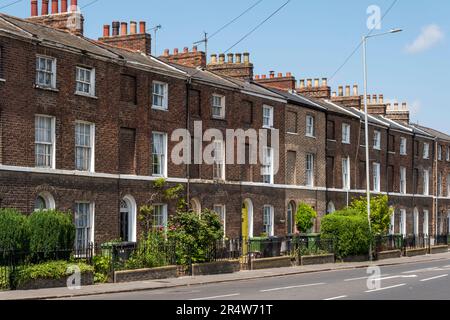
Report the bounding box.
[373,162,381,192]
[263,105,274,129]
[34,192,56,212]
[423,143,430,159]
[342,123,351,144]
[438,145,442,161]
[306,153,314,187]
[400,137,407,155]
[75,121,95,172]
[400,209,407,236]
[74,202,94,250]
[400,167,407,194]
[389,211,395,235]
[36,55,57,89]
[423,210,429,236]
[153,204,168,230]
[373,130,381,150]
[212,94,226,119]
[447,146,450,162]
[262,146,274,184]
[342,156,350,190]
[152,132,168,177]
[438,172,443,197]
[263,205,274,237]
[447,174,450,198]
[413,209,419,236]
[213,140,226,180]
[35,115,56,169]
[76,66,95,96]
[152,81,169,110]
[306,115,315,137]
[423,169,430,196]
[213,204,226,236]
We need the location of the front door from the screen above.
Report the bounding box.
[120,200,130,241]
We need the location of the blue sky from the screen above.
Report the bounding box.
[2,0,449,132]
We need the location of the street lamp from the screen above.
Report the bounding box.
[362,28,402,261]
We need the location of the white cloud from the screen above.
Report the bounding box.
[406,24,445,54]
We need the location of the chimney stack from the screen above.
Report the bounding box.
[61,0,68,12]
[207,52,253,80]
[130,21,137,35]
[31,0,38,17]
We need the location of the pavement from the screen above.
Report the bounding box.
[1,251,450,300]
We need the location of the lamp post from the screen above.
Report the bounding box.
[362,29,402,261]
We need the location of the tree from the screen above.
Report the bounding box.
[138,178,186,237]
[295,203,317,234]
[350,195,393,235]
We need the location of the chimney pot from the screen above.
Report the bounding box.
[184,47,189,54]
[345,85,351,96]
[394,102,399,110]
[219,54,225,64]
[51,0,58,14]
[332,92,337,97]
[31,0,38,16]
[210,54,217,64]
[278,72,283,78]
[163,49,170,56]
[243,52,250,63]
[139,21,146,34]
[120,22,128,36]
[372,94,377,103]
[402,103,407,110]
[174,48,179,55]
[299,79,305,89]
[103,24,110,37]
[353,85,358,96]
[42,0,49,15]
[61,0,68,12]
[322,78,328,87]
[227,53,234,64]
[314,79,320,87]
[70,0,78,12]
[307,79,313,88]
[338,86,343,96]
[367,95,371,104]
[235,53,242,64]
[255,75,260,80]
[386,103,391,110]
[112,21,120,36]
[130,21,137,35]
[262,75,267,79]
[192,46,198,53]
[269,71,275,79]
[379,94,384,104]
[286,72,292,77]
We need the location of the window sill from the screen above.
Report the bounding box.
[75,92,98,99]
[152,106,169,112]
[212,117,226,121]
[0,78,5,83]
[327,139,337,142]
[35,84,59,92]
[342,142,351,145]
[306,135,316,139]
[287,132,299,135]
[373,147,381,151]
[262,126,275,130]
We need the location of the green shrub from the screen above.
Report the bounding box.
[124,232,169,270]
[168,209,223,265]
[28,210,75,254]
[350,195,393,235]
[321,209,371,258]
[0,267,9,290]
[295,203,317,234]
[0,209,30,251]
[12,261,93,288]
[92,255,111,283]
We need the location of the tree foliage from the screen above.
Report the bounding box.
[295,203,317,234]
[0,208,30,251]
[350,195,393,235]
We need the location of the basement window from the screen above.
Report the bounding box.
[76,67,96,96]
[36,55,57,89]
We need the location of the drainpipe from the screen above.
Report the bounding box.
[186,77,192,204]
[434,138,439,236]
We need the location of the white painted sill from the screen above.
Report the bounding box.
[75,91,98,99]
[34,84,59,92]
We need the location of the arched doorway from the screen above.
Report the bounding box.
[287,201,296,235]
[327,201,336,214]
[190,197,201,215]
[242,199,254,254]
[120,195,137,242]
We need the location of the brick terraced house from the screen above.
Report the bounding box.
[0,1,449,247]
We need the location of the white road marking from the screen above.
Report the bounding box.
[402,267,438,274]
[190,293,240,300]
[376,275,417,281]
[365,283,407,293]
[324,295,348,300]
[420,274,448,282]
[344,274,391,282]
[260,282,325,293]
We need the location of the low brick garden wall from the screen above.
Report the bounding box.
[16,272,94,290]
[376,250,402,260]
[114,266,178,283]
[405,248,428,257]
[251,256,293,270]
[430,245,449,254]
[300,254,335,266]
[191,260,240,276]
